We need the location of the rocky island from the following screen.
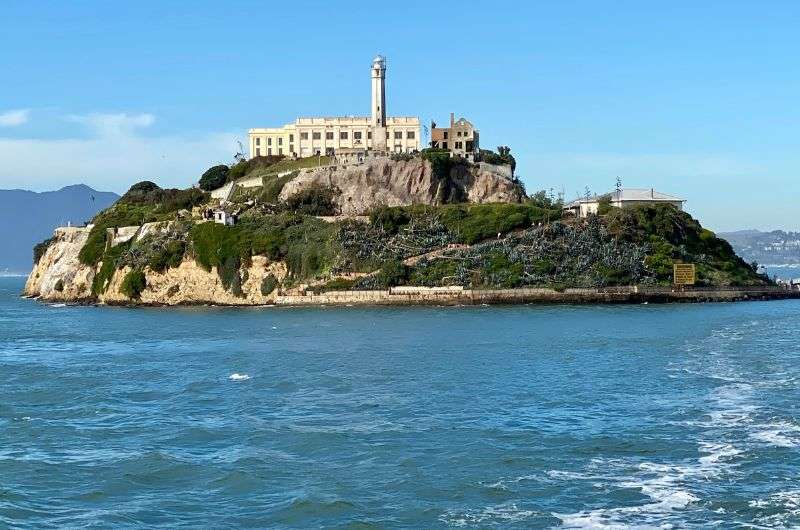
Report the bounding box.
[24,150,795,307]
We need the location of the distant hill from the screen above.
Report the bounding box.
[719,229,800,266]
[0,184,119,274]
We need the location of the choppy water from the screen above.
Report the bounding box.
[3,277,800,528]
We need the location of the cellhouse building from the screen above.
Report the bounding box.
[248,55,421,158]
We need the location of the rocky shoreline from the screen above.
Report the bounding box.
[23,285,800,308]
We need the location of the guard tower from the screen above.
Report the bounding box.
[371,55,387,151]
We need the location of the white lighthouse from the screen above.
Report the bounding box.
[371,55,387,151]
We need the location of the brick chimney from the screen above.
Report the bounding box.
[450,112,455,127]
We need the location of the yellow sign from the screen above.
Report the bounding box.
[673,263,696,285]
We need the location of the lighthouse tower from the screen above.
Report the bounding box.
[371,55,387,151]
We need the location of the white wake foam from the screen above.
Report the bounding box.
[229,373,250,381]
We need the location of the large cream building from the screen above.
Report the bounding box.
[249,56,421,158]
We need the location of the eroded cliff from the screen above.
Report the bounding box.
[278,158,523,214]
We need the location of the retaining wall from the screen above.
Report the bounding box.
[274,286,800,306]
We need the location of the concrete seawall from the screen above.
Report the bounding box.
[275,286,800,306]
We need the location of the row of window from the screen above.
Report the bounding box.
[255,135,295,147]
[255,130,416,146]
[255,146,295,157]
[441,130,470,140]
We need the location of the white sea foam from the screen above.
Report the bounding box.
[750,420,800,448]
[439,502,537,527]
[49,303,66,308]
[750,490,800,528]
[229,373,250,381]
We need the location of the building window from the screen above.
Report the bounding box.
[278,137,283,146]
[289,144,294,153]
[443,131,449,139]
[256,147,261,156]
[326,132,334,140]
[289,134,294,142]
[340,131,348,140]
[455,141,463,149]
[367,132,372,139]
[386,131,390,139]
[457,131,462,137]
[442,142,448,150]
[268,148,272,155]
[255,137,260,146]
[278,148,283,155]
[354,131,362,140]
[394,131,402,140]
[407,131,415,139]
[267,137,272,146]
[312,132,321,140]
[301,132,309,140]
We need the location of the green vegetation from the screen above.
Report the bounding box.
[92,240,131,295]
[227,171,299,205]
[79,182,207,266]
[420,148,469,185]
[147,240,186,272]
[606,204,766,286]
[479,146,516,174]
[260,274,278,296]
[367,202,559,245]
[198,165,230,191]
[597,196,613,215]
[261,155,332,175]
[120,270,146,299]
[285,184,340,215]
[34,236,55,264]
[308,277,357,293]
[188,213,341,291]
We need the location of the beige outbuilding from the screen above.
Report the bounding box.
[564,188,686,218]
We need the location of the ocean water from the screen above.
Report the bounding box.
[3,277,800,529]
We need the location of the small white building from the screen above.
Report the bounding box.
[564,188,685,218]
[213,210,237,226]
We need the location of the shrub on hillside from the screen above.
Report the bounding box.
[34,237,55,264]
[120,269,146,299]
[147,240,186,272]
[198,165,230,191]
[369,206,410,234]
[260,274,278,296]
[285,185,340,216]
[479,146,516,174]
[376,259,409,287]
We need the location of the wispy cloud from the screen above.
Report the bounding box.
[0,111,240,192]
[0,109,30,127]
[65,112,156,136]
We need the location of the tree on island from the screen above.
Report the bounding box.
[199,165,230,191]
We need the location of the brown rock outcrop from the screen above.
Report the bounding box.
[279,157,523,214]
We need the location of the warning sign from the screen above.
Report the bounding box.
[673,263,696,285]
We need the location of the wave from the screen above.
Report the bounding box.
[750,420,800,448]
[439,502,539,527]
[228,373,250,381]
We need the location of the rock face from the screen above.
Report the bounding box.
[279,157,523,214]
[101,257,286,306]
[24,227,95,301]
[24,226,288,305]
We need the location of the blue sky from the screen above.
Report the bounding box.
[1,0,798,231]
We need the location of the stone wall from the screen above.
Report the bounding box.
[275,286,799,306]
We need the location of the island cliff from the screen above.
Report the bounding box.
[25,153,778,306]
